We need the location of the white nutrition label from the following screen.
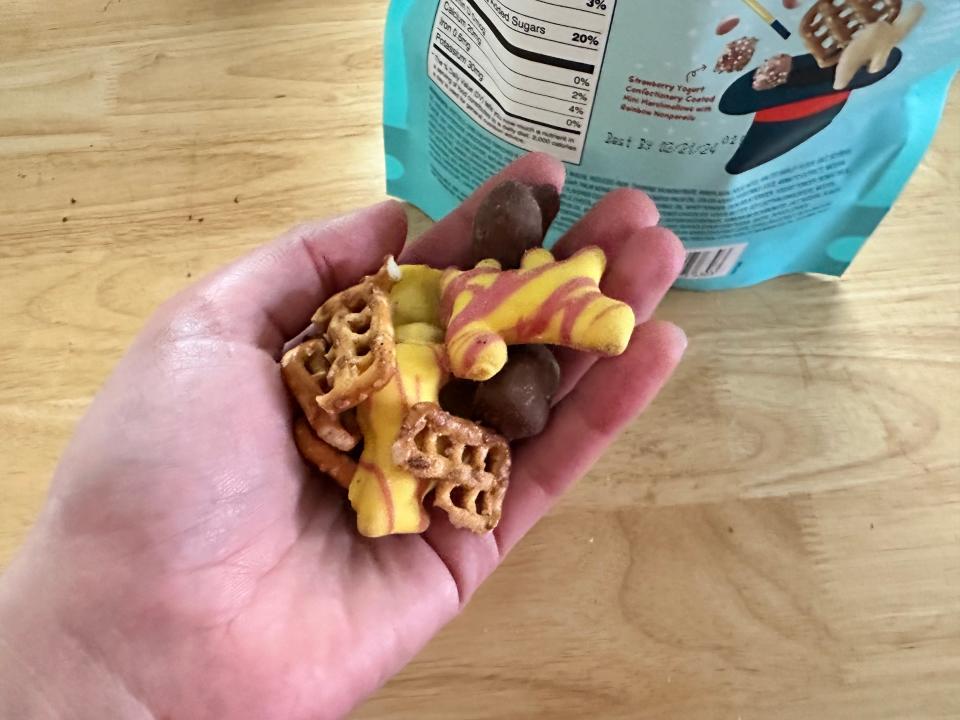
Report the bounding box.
[428,0,617,164]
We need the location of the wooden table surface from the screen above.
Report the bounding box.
[1,2,958,718]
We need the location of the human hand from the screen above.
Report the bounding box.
[0,154,686,720]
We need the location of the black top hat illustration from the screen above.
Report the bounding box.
[719,49,902,174]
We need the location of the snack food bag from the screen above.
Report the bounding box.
[382,0,958,289]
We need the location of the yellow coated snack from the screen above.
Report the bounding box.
[439,247,635,381]
[396,322,444,346]
[390,264,443,327]
[348,342,447,537]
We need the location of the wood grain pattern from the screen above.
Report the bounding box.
[0,2,958,717]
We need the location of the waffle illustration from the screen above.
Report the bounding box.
[800,0,902,67]
[392,402,511,533]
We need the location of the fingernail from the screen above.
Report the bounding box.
[673,324,689,355]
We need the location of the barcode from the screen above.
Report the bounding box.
[679,243,747,279]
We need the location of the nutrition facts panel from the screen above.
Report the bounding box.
[427,0,616,164]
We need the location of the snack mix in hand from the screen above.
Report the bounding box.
[281,182,635,537]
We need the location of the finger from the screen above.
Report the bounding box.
[553,187,660,260]
[496,321,687,555]
[421,321,686,603]
[553,226,685,401]
[165,201,407,353]
[548,188,672,402]
[400,153,565,268]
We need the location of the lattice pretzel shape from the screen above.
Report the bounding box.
[801,0,902,67]
[311,276,397,413]
[281,339,360,451]
[434,478,509,534]
[292,416,357,490]
[393,403,511,533]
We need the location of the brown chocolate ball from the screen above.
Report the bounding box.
[472,345,560,441]
[472,181,545,269]
[531,184,561,235]
[439,379,478,420]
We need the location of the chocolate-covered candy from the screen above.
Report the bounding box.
[531,183,561,235]
[472,345,560,441]
[472,181,546,269]
[439,379,478,419]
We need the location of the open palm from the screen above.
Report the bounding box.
[0,155,685,719]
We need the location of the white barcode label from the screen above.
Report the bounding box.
[679,243,746,280]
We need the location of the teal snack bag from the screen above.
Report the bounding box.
[382,0,958,289]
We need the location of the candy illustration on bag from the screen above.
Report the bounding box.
[719,1,926,174]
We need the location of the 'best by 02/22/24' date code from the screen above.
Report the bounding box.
[604,131,743,156]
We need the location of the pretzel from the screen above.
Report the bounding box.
[392,403,510,533]
[292,416,357,490]
[310,270,397,414]
[281,340,361,451]
[800,0,901,67]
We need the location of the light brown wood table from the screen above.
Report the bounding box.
[1,2,957,717]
